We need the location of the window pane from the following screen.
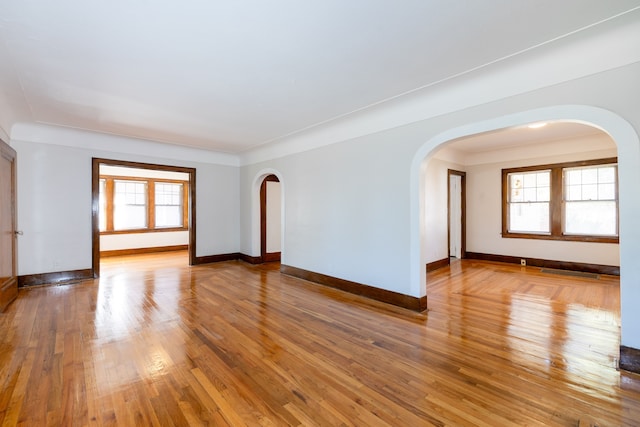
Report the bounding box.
[509,202,550,233]
[582,168,598,184]
[564,164,617,202]
[599,183,615,199]
[114,180,147,230]
[156,206,182,228]
[582,184,598,200]
[509,171,550,203]
[565,201,617,236]
[155,183,183,228]
[598,167,615,183]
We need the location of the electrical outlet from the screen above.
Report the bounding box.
[520,259,526,266]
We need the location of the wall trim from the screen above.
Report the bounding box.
[193,253,240,265]
[100,245,188,257]
[426,257,450,273]
[280,264,427,312]
[465,252,619,276]
[18,269,94,288]
[620,346,640,374]
[239,253,263,264]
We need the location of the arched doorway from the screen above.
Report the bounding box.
[260,174,281,262]
[410,104,640,356]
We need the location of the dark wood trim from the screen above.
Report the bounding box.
[260,174,281,263]
[502,157,619,243]
[620,346,640,374]
[0,139,18,311]
[426,257,450,273]
[100,245,188,257]
[239,253,263,264]
[18,269,94,288]
[92,158,196,278]
[263,252,281,262]
[92,159,101,278]
[193,253,240,265]
[280,264,427,312]
[465,252,619,276]
[192,253,265,265]
[447,169,466,259]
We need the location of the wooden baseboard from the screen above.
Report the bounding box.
[280,264,427,312]
[263,252,281,262]
[426,257,450,273]
[18,269,94,288]
[239,253,263,264]
[100,245,188,257]
[620,346,640,374]
[465,252,619,276]
[193,252,241,265]
[194,253,275,265]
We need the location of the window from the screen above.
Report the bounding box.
[507,170,550,234]
[114,180,147,230]
[155,182,183,228]
[502,158,618,243]
[99,176,188,233]
[564,165,617,236]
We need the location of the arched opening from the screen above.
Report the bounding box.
[260,174,281,262]
[251,170,284,263]
[410,104,640,353]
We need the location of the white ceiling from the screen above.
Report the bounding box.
[1,1,639,153]
[445,122,608,154]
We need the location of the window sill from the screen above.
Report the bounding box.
[100,227,188,235]
[502,232,618,244]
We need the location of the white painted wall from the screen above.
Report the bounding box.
[12,124,240,275]
[101,231,189,252]
[266,181,281,253]
[423,157,464,264]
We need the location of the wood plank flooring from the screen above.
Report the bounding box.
[1,252,639,426]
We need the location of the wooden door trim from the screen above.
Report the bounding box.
[0,139,17,311]
[447,169,466,259]
[91,158,196,277]
[260,174,281,263]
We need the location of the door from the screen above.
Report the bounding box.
[0,139,17,311]
[448,170,466,259]
[260,175,281,262]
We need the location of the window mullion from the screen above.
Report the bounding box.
[148,180,155,230]
[550,168,563,237]
[182,183,189,228]
[106,178,115,232]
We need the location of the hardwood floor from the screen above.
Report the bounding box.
[1,252,639,426]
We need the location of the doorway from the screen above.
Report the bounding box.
[260,174,281,262]
[91,158,196,277]
[448,170,466,260]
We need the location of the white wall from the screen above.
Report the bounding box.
[12,124,240,275]
[423,157,464,264]
[101,231,189,252]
